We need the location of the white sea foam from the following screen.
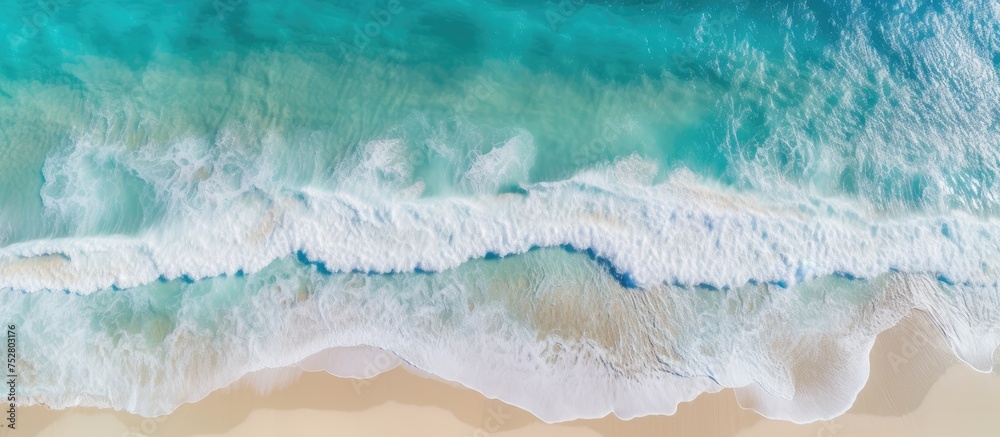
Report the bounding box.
[40,136,124,233]
[5,153,1000,297]
[460,130,535,195]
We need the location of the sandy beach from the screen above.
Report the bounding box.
[9,312,1000,437]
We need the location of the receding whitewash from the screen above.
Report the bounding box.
[460,130,536,195]
[1,159,999,294]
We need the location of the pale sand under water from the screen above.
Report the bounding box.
[8,312,1000,437]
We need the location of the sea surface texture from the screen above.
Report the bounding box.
[2,0,999,423]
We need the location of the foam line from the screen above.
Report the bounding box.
[3,158,1000,295]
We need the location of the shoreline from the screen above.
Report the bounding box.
[8,312,1000,437]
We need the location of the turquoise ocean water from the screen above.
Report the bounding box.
[1,0,999,422]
